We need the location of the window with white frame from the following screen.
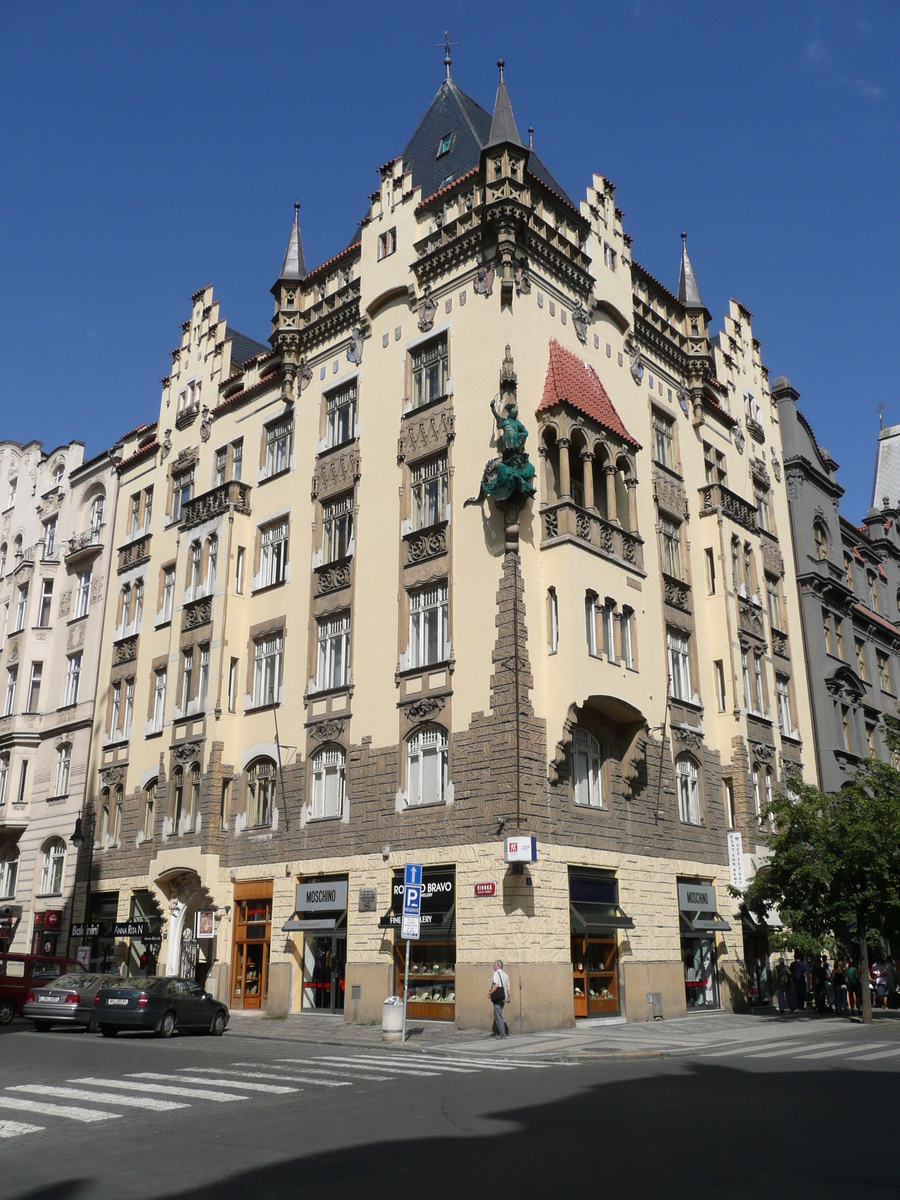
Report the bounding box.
[0,544,6,577]
[187,541,201,599]
[26,662,42,713]
[253,633,283,706]
[171,467,194,522]
[316,614,349,691]
[0,754,9,805]
[112,787,123,842]
[213,447,227,488]
[0,845,17,899]
[231,439,243,482]
[90,494,105,532]
[752,766,762,822]
[265,414,293,477]
[8,478,17,508]
[776,675,793,736]
[37,578,53,628]
[410,454,449,530]
[659,516,682,579]
[601,602,616,661]
[622,606,635,669]
[122,678,134,737]
[322,495,353,563]
[325,384,356,449]
[744,391,761,424]
[55,739,72,796]
[754,652,766,714]
[715,660,727,711]
[181,649,193,711]
[377,227,396,260]
[152,669,166,732]
[64,653,81,706]
[652,410,676,470]
[74,570,91,619]
[142,487,153,531]
[766,575,781,631]
[548,588,559,654]
[227,658,238,713]
[39,838,66,896]
[754,484,771,532]
[198,644,210,708]
[311,745,345,819]
[207,536,217,593]
[585,593,598,656]
[110,681,121,734]
[187,766,200,831]
[43,517,57,557]
[128,493,141,539]
[162,566,175,622]
[4,668,16,716]
[259,519,288,588]
[573,727,603,808]
[14,584,28,632]
[409,582,449,669]
[411,336,448,409]
[406,725,449,806]
[133,579,143,629]
[676,755,701,824]
[52,461,65,486]
[143,780,156,840]
[246,758,276,827]
[667,629,692,700]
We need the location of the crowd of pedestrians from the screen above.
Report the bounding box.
[771,951,897,1014]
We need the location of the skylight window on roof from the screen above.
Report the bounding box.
[436,132,454,159]
[440,173,454,188]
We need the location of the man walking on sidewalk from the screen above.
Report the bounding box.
[490,959,511,1037]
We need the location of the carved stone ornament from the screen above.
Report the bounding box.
[310,718,346,742]
[172,740,203,764]
[673,726,703,753]
[100,766,125,788]
[761,540,784,578]
[8,638,19,664]
[184,598,212,629]
[621,726,650,798]
[514,256,531,296]
[318,564,352,594]
[90,574,105,602]
[572,301,589,345]
[298,357,313,393]
[473,257,495,298]
[417,286,438,333]
[738,599,765,639]
[664,577,691,611]
[174,447,197,469]
[397,407,455,465]
[404,696,446,722]
[749,740,775,766]
[113,636,138,665]
[407,529,447,564]
[161,429,173,461]
[346,326,365,365]
[58,590,72,618]
[311,448,361,500]
[199,406,212,443]
[771,453,782,483]
[733,423,746,455]
[624,334,643,384]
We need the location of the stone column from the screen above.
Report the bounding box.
[605,466,618,524]
[626,478,639,533]
[558,439,572,499]
[581,452,595,510]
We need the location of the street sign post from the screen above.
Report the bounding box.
[401,864,422,1043]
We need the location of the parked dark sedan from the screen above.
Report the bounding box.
[95,976,229,1038]
[24,972,120,1031]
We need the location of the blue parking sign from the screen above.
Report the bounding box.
[403,884,422,916]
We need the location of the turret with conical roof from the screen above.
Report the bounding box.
[677,234,712,426]
[278,202,306,282]
[678,231,702,309]
[486,57,523,148]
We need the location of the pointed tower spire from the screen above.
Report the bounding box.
[677,231,702,308]
[487,56,523,148]
[279,201,306,281]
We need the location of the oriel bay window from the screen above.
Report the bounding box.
[408,582,449,669]
[265,414,293,477]
[259,519,288,588]
[247,758,276,827]
[253,633,283,707]
[316,614,349,691]
[410,335,448,409]
[322,495,353,563]
[325,383,356,449]
[411,454,449,530]
[311,746,345,819]
[406,725,449,807]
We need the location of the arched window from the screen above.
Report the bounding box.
[172,767,184,829]
[0,845,18,899]
[90,494,105,533]
[143,779,157,840]
[0,754,9,805]
[573,727,603,808]
[188,764,200,831]
[39,838,66,895]
[54,743,72,797]
[246,758,276,827]
[52,461,65,486]
[112,785,123,843]
[99,788,110,842]
[814,523,828,561]
[406,725,448,807]
[676,755,701,825]
[311,746,345,820]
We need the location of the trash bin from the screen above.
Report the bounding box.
[382,996,403,1042]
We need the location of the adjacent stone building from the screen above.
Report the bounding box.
[79,59,816,1027]
[777,383,900,794]
[0,438,119,961]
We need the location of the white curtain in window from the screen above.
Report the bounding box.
[311,746,346,819]
[676,756,701,824]
[573,728,603,808]
[407,726,449,806]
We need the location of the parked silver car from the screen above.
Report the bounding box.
[24,972,120,1032]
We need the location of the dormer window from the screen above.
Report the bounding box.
[436,132,454,158]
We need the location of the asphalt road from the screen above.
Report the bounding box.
[2,1018,899,1200]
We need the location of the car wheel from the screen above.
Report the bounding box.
[0,1000,16,1025]
[210,1010,226,1037]
[33,1021,52,1033]
[157,1010,176,1039]
[99,1025,118,1038]
[85,1016,97,1034]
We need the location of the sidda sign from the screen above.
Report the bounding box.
[677,882,717,912]
[296,880,349,913]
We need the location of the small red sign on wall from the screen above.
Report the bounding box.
[474,882,497,897]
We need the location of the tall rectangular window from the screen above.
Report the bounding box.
[198,644,210,708]
[841,704,852,752]
[377,227,396,260]
[766,576,781,631]
[754,484,770,532]
[659,517,682,579]
[4,668,15,716]
[162,567,175,622]
[143,487,152,531]
[171,468,194,522]
[741,650,752,711]
[548,588,558,655]
[622,607,635,669]
[129,493,141,539]
[325,385,356,449]
[409,583,449,668]
[705,548,716,594]
[823,610,835,656]
[235,547,245,595]
[259,519,289,588]
[322,495,353,563]
[723,778,735,828]
[754,653,766,713]
[265,415,293,476]
[601,602,616,662]
[411,454,449,530]
[14,585,28,632]
[152,670,166,733]
[878,652,892,693]
[110,682,121,734]
[856,639,869,681]
[868,571,880,612]
[133,579,143,628]
[231,439,243,482]
[38,579,54,627]
[411,336,449,409]
[667,630,691,700]
[227,658,238,713]
[714,660,726,712]
[316,614,350,691]
[43,517,57,557]
[187,541,202,599]
[652,410,675,470]
[776,675,793,736]
[585,593,598,657]
[55,744,71,798]
[253,633,283,706]
[74,570,91,619]
[214,447,227,487]
[26,662,42,713]
[181,649,193,711]
[64,653,82,706]
[122,678,134,737]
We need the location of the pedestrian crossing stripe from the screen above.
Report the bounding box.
[8,1085,188,1112]
[344,1055,479,1075]
[0,1120,45,1138]
[183,1068,351,1088]
[308,1057,443,1078]
[127,1073,298,1095]
[0,1096,122,1124]
[247,1060,393,1082]
[844,1047,900,1061]
[70,1078,247,1102]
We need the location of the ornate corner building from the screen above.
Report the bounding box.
[52,59,823,1027]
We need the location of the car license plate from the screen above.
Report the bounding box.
[107,998,129,1006]
[38,995,61,1003]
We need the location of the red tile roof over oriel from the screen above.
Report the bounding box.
[537,340,641,450]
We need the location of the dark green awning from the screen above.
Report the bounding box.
[570,902,635,933]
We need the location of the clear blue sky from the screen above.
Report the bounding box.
[1,1,895,520]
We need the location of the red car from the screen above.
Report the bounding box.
[0,953,82,1024]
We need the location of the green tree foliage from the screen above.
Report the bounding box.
[742,721,900,1022]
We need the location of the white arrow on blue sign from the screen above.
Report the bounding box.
[404,863,423,887]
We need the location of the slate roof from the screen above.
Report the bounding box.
[538,340,641,450]
[278,205,306,281]
[225,328,269,368]
[678,235,703,307]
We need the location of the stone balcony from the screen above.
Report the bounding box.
[66,525,104,567]
[698,483,758,533]
[179,480,252,531]
[540,501,644,573]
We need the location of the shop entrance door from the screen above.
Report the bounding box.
[302,934,346,1012]
[230,892,272,1010]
